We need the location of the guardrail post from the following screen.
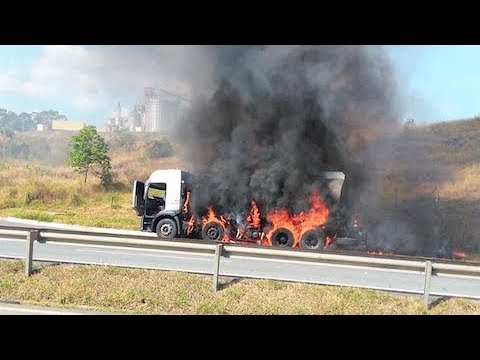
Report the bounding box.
[212,244,223,292]
[25,230,39,276]
[423,261,432,309]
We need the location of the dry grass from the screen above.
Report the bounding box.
[371,120,480,254]
[3,125,480,314]
[2,122,480,250]
[439,164,480,200]
[0,133,184,229]
[0,260,479,314]
[0,161,139,225]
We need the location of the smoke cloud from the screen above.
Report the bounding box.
[177,46,463,257]
[175,45,404,222]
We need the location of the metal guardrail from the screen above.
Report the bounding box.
[0,223,158,239]
[1,225,480,308]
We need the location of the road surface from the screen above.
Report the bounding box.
[1,219,480,299]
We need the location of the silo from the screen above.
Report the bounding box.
[144,87,158,132]
[144,87,190,133]
[127,105,143,132]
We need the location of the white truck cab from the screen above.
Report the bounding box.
[132,169,194,235]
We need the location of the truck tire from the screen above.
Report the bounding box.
[300,229,325,250]
[156,218,177,239]
[270,228,295,247]
[202,221,225,242]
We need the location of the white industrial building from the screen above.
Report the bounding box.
[144,87,190,133]
[51,120,85,131]
[105,103,130,132]
[105,88,189,133]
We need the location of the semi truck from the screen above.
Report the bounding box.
[132,169,366,251]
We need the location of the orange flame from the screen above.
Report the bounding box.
[246,201,261,228]
[202,206,229,230]
[265,209,296,246]
[201,207,231,241]
[187,215,195,236]
[368,251,394,256]
[183,191,191,214]
[452,250,467,260]
[266,191,330,247]
[325,235,333,247]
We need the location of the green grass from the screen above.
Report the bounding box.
[0,259,479,314]
[10,210,54,222]
[0,192,139,229]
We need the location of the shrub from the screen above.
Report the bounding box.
[70,194,83,207]
[109,132,137,151]
[29,182,68,202]
[7,141,31,159]
[100,168,114,190]
[144,140,173,159]
[24,193,33,205]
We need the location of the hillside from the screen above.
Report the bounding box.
[1,119,480,256]
[1,130,188,179]
[366,117,480,255]
[0,131,185,229]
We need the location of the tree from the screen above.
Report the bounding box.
[18,112,34,132]
[0,128,14,159]
[32,110,67,128]
[68,125,111,183]
[0,108,67,132]
[0,111,18,132]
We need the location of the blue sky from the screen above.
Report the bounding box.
[385,45,480,123]
[1,45,480,126]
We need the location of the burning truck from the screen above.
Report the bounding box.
[132,169,366,251]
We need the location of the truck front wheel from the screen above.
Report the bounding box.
[156,218,177,239]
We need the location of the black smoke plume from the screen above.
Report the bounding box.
[176,45,402,221]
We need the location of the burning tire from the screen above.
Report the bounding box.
[270,228,295,247]
[202,221,225,242]
[300,229,325,250]
[156,218,177,239]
